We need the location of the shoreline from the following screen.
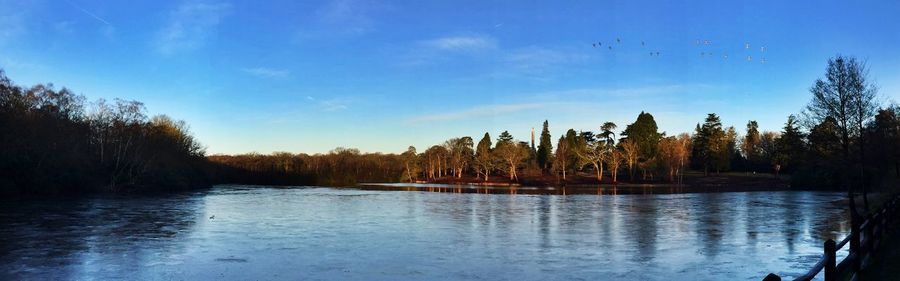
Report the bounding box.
[391,171,793,190]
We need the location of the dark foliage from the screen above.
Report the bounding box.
[207,148,405,187]
[0,70,209,197]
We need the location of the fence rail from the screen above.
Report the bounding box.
[763,194,900,281]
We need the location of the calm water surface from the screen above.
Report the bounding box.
[0,185,851,280]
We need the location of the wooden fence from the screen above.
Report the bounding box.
[763,194,900,281]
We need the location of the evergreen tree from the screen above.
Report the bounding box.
[621,111,663,160]
[800,117,842,188]
[536,120,553,172]
[774,115,805,173]
[600,122,617,148]
[724,126,740,172]
[692,113,727,175]
[497,130,514,146]
[564,129,579,176]
[742,120,761,170]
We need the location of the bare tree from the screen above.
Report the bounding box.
[474,133,493,181]
[621,139,639,181]
[496,141,529,181]
[446,137,474,178]
[553,136,570,181]
[575,139,606,182]
[805,55,879,210]
[675,133,692,185]
[605,149,623,182]
[401,146,418,182]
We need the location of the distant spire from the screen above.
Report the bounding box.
[531,127,536,151]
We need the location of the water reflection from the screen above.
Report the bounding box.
[0,192,206,280]
[361,182,782,196]
[0,186,849,280]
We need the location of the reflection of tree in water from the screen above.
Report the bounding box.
[0,199,91,279]
[779,192,803,254]
[626,196,658,262]
[695,193,725,257]
[0,193,205,279]
[537,195,552,251]
[807,194,851,243]
[744,193,766,245]
[475,194,495,244]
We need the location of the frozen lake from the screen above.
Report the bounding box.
[0,185,851,280]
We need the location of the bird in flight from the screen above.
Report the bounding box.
[609,46,613,50]
[641,41,645,46]
[617,38,621,43]
[745,42,751,49]
[760,46,766,52]
[747,55,752,62]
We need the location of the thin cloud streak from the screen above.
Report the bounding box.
[320,98,351,111]
[155,0,231,55]
[296,0,388,41]
[316,0,375,35]
[421,35,497,52]
[65,0,111,25]
[407,84,713,124]
[241,67,290,79]
[488,46,594,81]
[399,34,497,66]
[409,103,544,123]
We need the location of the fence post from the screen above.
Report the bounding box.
[824,239,836,281]
[850,208,861,273]
[866,214,875,255]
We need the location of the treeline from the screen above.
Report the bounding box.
[211,55,899,193]
[4,55,897,194]
[0,70,209,197]
[207,148,405,186]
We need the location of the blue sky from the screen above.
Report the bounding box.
[2,0,899,154]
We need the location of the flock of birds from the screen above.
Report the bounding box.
[591,38,768,64]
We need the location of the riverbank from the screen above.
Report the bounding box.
[422,170,791,189]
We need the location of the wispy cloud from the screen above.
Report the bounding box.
[0,1,30,45]
[316,0,376,35]
[399,34,498,66]
[406,84,712,124]
[421,35,497,52]
[155,0,231,55]
[319,98,351,111]
[1,58,45,72]
[399,35,592,81]
[241,67,290,79]
[603,84,706,97]
[409,103,544,123]
[53,21,76,34]
[296,0,388,41]
[521,84,714,101]
[492,46,592,80]
[65,0,111,26]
